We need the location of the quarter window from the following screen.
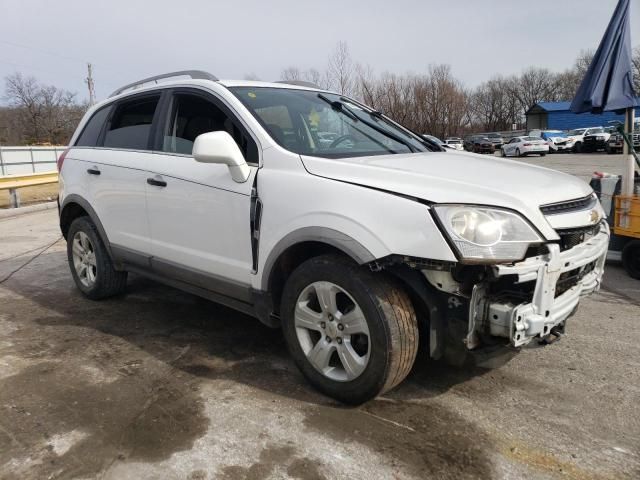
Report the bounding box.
[104,96,160,150]
[163,93,258,164]
[75,105,112,147]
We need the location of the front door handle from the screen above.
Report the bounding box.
[147,176,167,187]
[87,168,101,175]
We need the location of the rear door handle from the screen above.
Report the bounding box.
[147,176,167,187]
[87,167,101,175]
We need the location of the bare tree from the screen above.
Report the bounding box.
[4,73,84,145]
[326,41,354,96]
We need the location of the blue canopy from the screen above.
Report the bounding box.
[570,0,637,114]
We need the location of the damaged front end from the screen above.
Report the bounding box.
[378,218,609,367]
[433,220,608,364]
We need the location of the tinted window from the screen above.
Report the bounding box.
[103,96,160,150]
[163,93,258,163]
[75,105,111,147]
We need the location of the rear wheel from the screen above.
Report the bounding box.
[540,153,546,157]
[622,240,640,280]
[281,255,418,404]
[67,216,127,299]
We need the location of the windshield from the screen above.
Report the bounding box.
[588,128,604,134]
[446,139,461,144]
[423,135,444,145]
[486,133,501,138]
[568,129,586,135]
[230,87,429,158]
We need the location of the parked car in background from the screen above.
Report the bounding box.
[422,134,451,150]
[444,137,464,150]
[582,127,613,152]
[606,129,640,154]
[485,132,505,150]
[500,136,549,157]
[464,135,495,154]
[567,127,604,152]
[539,130,575,153]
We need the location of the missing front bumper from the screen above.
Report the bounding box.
[466,223,609,349]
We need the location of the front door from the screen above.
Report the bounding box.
[145,89,259,300]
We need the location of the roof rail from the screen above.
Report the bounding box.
[109,70,218,98]
[275,80,321,89]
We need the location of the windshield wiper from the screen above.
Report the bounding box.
[317,94,416,152]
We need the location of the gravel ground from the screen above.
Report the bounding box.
[0,153,638,480]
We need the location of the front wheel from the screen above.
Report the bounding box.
[540,153,546,157]
[500,148,506,157]
[67,216,127,299]
[281,255,418,404]
[622,240,640,280]
[516,148,522,157]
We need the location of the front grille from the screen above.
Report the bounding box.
[556,223,601,251]
[555,260,596,297]
[540,194,597,215]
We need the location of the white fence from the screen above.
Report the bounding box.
[0,146,65,176]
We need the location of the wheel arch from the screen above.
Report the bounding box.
[60,194,114,262]
[257,227,376,318]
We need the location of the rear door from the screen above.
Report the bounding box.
[77,92,162,263]
[145,88,259,300]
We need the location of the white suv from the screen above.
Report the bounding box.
[58,71,609,403]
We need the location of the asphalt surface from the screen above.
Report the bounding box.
[0,153,639,480]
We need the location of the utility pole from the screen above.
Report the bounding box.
[85,63,96,105]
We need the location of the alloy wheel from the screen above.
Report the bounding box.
[294,281,370,382]
[72,231,97,287]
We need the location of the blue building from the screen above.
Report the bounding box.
[525,101,640,131]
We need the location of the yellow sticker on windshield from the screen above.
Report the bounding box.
[308,109,320,127]
[248,92,256,98]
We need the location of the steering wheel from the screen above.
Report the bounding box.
[329,134,357,148]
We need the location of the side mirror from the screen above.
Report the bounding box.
[192,131,250,183]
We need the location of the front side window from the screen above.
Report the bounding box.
[230,87,429,159]
[163,93,258,163]
[104,95,160,150]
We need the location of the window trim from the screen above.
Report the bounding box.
[100,91,165,151]
[157,87,261,166]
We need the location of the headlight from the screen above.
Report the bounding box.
[433,205,543,263]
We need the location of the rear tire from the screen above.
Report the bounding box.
[540,153,546,157]
[280,254,418,404]
[67,216,127,300]
[622,240,640,280]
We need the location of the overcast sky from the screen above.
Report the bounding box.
[1,0,638,103]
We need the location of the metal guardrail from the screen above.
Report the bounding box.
[0,146,65,176]
[0,171,58,208]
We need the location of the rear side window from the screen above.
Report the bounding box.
[104,96,160,150]
[75,106,111,147]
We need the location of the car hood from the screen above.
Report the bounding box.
[301,150,594,239]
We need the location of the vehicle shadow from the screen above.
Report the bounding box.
[3,251,497,404]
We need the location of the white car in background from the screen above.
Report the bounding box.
[567,127,604,152]
[501,136,549,157]
[444,137,464,150]
[540,131,575,153]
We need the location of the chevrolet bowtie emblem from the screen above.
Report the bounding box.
[590,209,600,224]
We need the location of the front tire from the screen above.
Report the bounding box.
[516,148,522,157]
[67,216,127,299]
[281,255,418,404]
[622,240,640,280]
